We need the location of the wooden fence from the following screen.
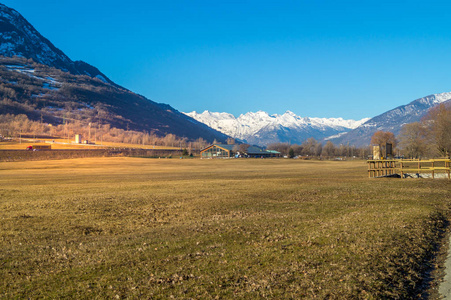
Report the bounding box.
[367,159,451,179]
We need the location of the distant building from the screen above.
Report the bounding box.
[201,144,235,158]
[200,144,280,159]
[245,146,280,158]
[75,134,82,144]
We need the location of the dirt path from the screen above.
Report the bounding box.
[439,234,451,299]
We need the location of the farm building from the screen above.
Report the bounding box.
[200,144,280,159]
[245,146,281,158]
[201,144,235,158]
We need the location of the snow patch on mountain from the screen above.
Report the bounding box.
[95,74,108,83]
[6,63,61,90]
[324,132,348,140]
[431,92,451,104]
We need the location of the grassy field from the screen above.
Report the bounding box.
[1,158,450,299]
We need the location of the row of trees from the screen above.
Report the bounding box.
[267,139,371,159]
[0,114,210,150]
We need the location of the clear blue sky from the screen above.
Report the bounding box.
[3,0,451,119]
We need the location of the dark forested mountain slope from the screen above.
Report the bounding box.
[0,3,228,142]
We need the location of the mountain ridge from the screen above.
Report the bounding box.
[185,110,369,146]
[330,92,451,146]
[0,3,117,85]
[0,3,229,142]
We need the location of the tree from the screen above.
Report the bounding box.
[301,138,319,156]
[291,144,303,156]
[267,143,291,156]
[193,138,207,151]
[237,143,250,154]
[423,103,451,157]
[288,148,295,158]
[370,131,396,158]
[322,141,336,158]
[315,143,323,157]
[398,122,429,158]
[370,130,396,147]
[226,137,236,145]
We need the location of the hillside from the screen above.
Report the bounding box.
[0,3,229,142]
[0,3,114,84]
[330,92,451,146]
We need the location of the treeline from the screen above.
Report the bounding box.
[0,114,209,150]
[267,138,371,159]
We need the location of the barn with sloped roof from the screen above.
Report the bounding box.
[200,144,280,159]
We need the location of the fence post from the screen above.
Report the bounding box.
[432,160,434,179]
[446,159,450,180]
[400,160,404,179]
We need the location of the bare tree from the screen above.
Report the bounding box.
[238,144,250,154]
[370,130,396,158]
[226,137,236,145]
[398,122,429,158]
[301,138,318,156]
[267,142,290,156]
[423,103,451,157]
[370,130,396,147]
[322,141,336,158]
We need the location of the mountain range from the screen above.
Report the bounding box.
[1,3,450,148]
[185,110,368,146]
[0,3,228,142]
[187,92,451,146]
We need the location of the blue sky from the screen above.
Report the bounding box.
[3,0,451,119]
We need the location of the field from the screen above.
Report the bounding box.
[1,158,450,298]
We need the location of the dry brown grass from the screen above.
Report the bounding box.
[0,157,450,298]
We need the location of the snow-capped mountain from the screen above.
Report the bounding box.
[185,110,369,146]
[330,92,451,146]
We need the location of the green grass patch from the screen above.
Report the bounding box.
[0,158,450,298]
